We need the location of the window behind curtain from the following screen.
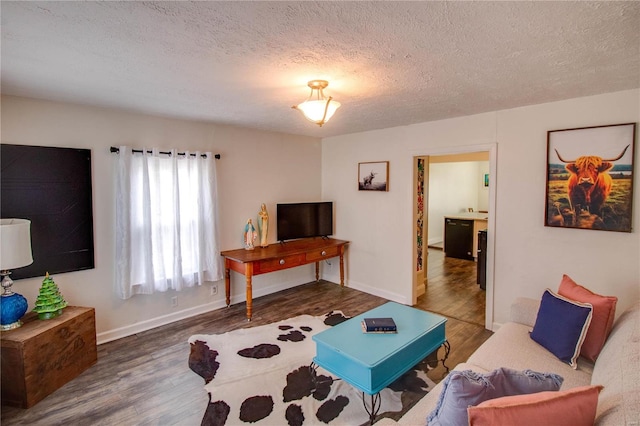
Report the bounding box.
[115,146,222,299]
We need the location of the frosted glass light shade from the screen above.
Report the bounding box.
[295,99,341,125]
[0,218,34,270]
[292,80,341,127]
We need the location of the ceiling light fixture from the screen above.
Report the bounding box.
[292,80,341,127]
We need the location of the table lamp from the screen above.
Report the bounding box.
[0,218,34,330]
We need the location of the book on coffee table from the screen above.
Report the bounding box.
[361,317,397,333]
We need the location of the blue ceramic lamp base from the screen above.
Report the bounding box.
[1,271,29,331]
[0,292,28,330]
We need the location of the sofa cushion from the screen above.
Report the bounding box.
[557,274,617,361]
[426,367,563,426]
[591,301,640,425]
[467,385,603,426]
[530,289,593,369]
[467,322,593,389]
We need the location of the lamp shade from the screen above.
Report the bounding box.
[0,218,34,270]
[295,99,341,125]
[292,80,341,127]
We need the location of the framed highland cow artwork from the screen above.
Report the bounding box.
[545,122,636,232]
[358,161,389,191]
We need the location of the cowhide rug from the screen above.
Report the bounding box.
[188,311,436,426]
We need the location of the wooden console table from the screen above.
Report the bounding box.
[221,237,349,321]
[1,306,97,408]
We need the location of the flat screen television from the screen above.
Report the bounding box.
[0,144,95,280]
[276,202,333,242]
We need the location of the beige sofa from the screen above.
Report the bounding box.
[380,298,640,425]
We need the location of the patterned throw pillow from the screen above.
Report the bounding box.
[530,289,593,369]
[426,368,563,426]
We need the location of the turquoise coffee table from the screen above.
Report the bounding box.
[312,302,448,421]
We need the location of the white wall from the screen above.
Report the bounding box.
[322,89,640,327]
[1,95,322,342]
[4,90,638,338]
[427,161,489,244]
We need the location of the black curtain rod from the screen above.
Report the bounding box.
[110,146,220,159]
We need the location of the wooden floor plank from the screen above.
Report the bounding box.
[1,249,492,425]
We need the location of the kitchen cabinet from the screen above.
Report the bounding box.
[444,218,474,260]
[443,213,488,261]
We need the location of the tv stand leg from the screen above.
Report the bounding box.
[224,261,231,307]
[245,263,253,321]
[315,262,320,282]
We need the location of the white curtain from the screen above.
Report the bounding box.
[115,146,223,299]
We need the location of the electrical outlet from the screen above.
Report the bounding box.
[171,296,178,307]
[210,285,218,296]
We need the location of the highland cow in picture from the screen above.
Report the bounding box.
[555,145,630,216]
[545,123,635,232]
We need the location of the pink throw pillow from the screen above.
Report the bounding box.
[557,274,617,361]
[467,385,603,426]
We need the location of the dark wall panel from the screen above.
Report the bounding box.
[1,144,94,280]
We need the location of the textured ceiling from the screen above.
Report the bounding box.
[1,1,639,138]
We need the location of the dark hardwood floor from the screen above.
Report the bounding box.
[417,248,487,327]
[1,249,492,425]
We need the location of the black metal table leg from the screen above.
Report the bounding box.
[309,362,338,387]
[362,392,381,424]
[440,340,451,372]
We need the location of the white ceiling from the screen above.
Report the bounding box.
[2,1,639,138]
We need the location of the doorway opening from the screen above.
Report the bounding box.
[412,144,496,331]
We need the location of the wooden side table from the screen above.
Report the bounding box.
[1,306,97,408]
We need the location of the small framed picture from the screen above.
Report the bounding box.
[358,161,389,191]
[545,122,636,232]
[484,174,489,187]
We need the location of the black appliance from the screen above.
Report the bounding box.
[477,229,487,290]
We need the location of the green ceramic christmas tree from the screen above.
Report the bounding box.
[33,272,68,320]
